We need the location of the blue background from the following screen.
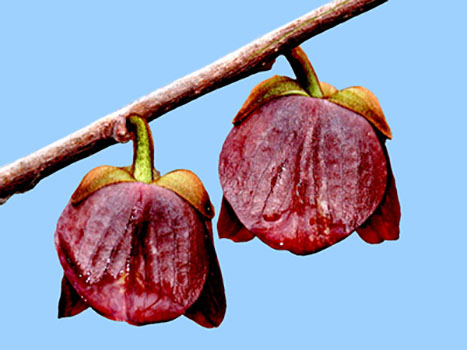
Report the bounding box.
[1,1,465,348]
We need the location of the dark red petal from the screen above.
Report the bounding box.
[217,197,255,242]
[357,154,401,243]
[58,275,89,318]
[185,221,226,328]
[219,95,387,255]
[55,182,210,326]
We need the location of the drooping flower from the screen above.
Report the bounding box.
[55,116,225,327]
[218,47,400,255]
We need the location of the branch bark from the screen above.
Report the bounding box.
[0,0,387,204]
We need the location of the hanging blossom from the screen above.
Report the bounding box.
[55,116,226,327]
[218,47,400,255]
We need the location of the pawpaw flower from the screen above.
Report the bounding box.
[55,116,225,327]
[218,47,400,255]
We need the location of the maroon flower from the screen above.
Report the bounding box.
[55,116,225,327]
[218,47,400,255]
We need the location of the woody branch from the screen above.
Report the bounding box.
[0,0,387,204]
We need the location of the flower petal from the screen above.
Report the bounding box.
[328,86,392,139]
[217,197,255,242]
[56,182,210,326]
[184,221,226,328]
[154,169,215,219]
[233,75,309,124]
[357,152,401,243]
[58,275,89,318]
[71,166,135,205]
[219,96,388,255]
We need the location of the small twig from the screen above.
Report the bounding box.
[0,0,387,204]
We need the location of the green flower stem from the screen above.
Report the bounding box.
[285,46,323,98]
[128,115,154,183]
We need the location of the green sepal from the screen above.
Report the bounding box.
[327,86,392,139]
[233,75,309,124]
[154,169,215,219]
[70,166,135,205]
[319,81,338,98]
[71,166,214,219]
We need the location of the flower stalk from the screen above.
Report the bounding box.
[285,46,323,98]
[128,115,155,183]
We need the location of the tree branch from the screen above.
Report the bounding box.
[0,0,387,204]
